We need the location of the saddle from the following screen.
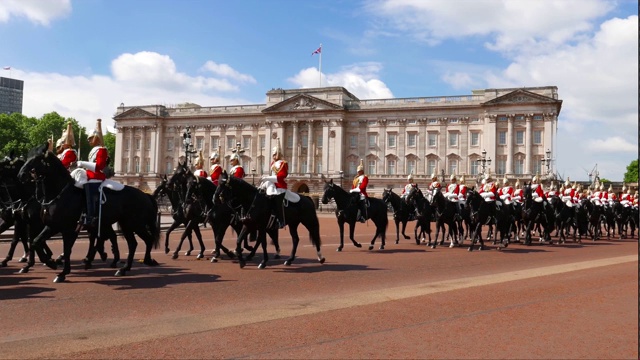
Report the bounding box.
[71,168,124,191]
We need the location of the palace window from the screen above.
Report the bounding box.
[516,131,524,145]
[470,132,479,147]
[428,133,437,147]
[316,134,322,148]
[146,138,150,150]
[301,135,308,148]
[407,133,417,147]
[287,135,293,149]
[387,133,397,148]
[210,136,219,151]
[387,159,396,175]
[259,135,265,150]
[368,160,376,175]
[243,136,251,150]
[406,159,416,175]
[533,130,542,144]
[300,159,307,173]
[498,131,507,145]
[496,158,506,175]
[167,138,174,151]
[368,134,377,148]
[470,159,479,175]
[227,136,235,149]
[135,138,141,151]
[134,157,140,173]
[196,137,204,150]
[316,160,322,173]
[145,158,151,173]
[515,157,524,174]
[448,132,458,147]
[349,134,357,148]
[427,159,436,175]
[448,159,458,176]
[165,160,172,174]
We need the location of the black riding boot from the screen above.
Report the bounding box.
[274,192,286,229]
[83,182,100,231]
[357,199,367,223]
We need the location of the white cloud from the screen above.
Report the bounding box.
[587,137,638,153]
[200,61,256,84]
[0,0,71,26]
[288,62,393,99]
[17,52,257,130]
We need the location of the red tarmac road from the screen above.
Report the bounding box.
[0,214,637,359]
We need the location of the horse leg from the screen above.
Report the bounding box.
[83,233,98,270]
[394,219,400,244]
[53,231,78,283]
[164,221,181,254]
[1,228,22,267]
[284,225,302,265]
[337,220,345,252]
[193,226,205,259]
[115,231,138,276]
[173,221,194,259]
[108,229,121,268]
[401,220,410,240]
[348,221,362,249]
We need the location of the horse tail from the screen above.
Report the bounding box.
[147,193,161,249]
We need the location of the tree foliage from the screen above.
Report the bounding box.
[623,159,638,183]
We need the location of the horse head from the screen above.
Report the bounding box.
[321,178,337,204]
[382,188,393,204]
[18,143,68,186]
[167,163,192,192]
[152,174,169,199]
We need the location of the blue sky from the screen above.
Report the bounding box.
[0,0,637,181]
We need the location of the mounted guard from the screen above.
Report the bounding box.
[75,119,108,231]
[209,146,222,185]
[479,171,497,203]
[229,142,245,178]
[530,173,545,203]
[444,174,462,218]
[56,121,77,171]
[498,176,514,205]
[350,159,369,223]
[401,173,416,199]
[259,138,298,229]
[193,150,208,178]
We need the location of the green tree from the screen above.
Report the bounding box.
[0,113,36,157]
[28,112,67,149]
[103,130,116,165]
[624,159,638,183]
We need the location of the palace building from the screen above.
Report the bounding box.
[112,85,562,195]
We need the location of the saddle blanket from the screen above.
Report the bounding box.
[71,168,124,191]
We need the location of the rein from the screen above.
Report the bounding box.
[35,177,73,207]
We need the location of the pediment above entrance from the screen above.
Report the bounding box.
[483,89,560,105]
[114,108,158,120]
[262,94,344,113]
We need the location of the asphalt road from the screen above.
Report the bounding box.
[0,214,637,359]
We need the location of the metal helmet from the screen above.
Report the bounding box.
[407,173,414,182]
[194,150,205,169]
[484,169,492,182]
[627,189,631,195]
[502,176,509,186]
[210,146,220,162]
[356,159,364,172]
[532,173,539,184]
[87,119,104,146]
[271,138,283,159]
[564,177,570,187]
[430,172,438,181]
[599,184,604,191]
[622,184,627,192]
[57,121,76,148]
[515,179,521,189]
[572,181,577,190]
[55,137,64,148]
[450,174,457,182]
[549,181,556,191]
[229,152,240,162]
[607,185,613,192]
[460,174,465,183]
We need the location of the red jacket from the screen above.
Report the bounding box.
[352,174,369,197]
[58,148,77,171]
[85,146,108,181]
[230,165,245,178]
[194,169,208,178]
[209,164,222,185]
[270,160,288,189]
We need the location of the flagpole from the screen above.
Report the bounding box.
[78,127,82,159]
[318,44,322,87]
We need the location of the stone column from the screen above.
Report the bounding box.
[129,127,136,174]
[153,123,163,174]
[322,120,329,175]
[307,121,314,174]
[525,116,532,175]
[115,126,124,173]
[140,126,146,173]
[506,116,514,175]
[292,121,299,174]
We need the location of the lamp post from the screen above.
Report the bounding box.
[476,149,492,178]
[182,126,197,167]
[339,170,344,189]
[251,168,256,185]
[540,148,552,178]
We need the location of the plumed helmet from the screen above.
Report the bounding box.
[484,169,492,182]
[564,177,570,187]
[450,174,457,182]
[607,185,613,192]
[549,181,555,190]
[194,150,205,168]
[502,176,509,186]
[622,184,627,192]
[229,152,240,162]
[48,138,54,152]
[532,173,539,184]
[572,181,577,190]
[627,189,631,195]
[55,137,64,148]
[271,138,282,159]
[210,146,220,161]
[407,173,414,182]
[430,172,437,181]
[87,119,104,146]
[515,179,521,189]
[599,184,604,191]
[460,174,465,183]
[357,159,364,172]
[576,184,582,192]
[58,121,76,147]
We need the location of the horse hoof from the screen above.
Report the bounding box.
[18,267,29,274]
[196,253,204,260]
[211,257,218,263]
[84,263,92,270]
[53,275,65,283]
[258,263,266,269]
[449,243,455,248]
[468,247,473,252]
[354,243,362,248]
[171,253,179,260]
[319,257,326,264]
[284,259,293,266]
[185,251,192,256]
[336,247,343,252]
[165,248,170,255]
[45,260,58,270]
[368,245,374,251]
[379,245,385,250]
[18,257,28,263]
[115,269,126,276]
[395,240,399,245]
[110,261,118,268]
[100,253,108,262]
[0,261,7,267]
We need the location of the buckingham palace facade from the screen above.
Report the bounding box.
[112,85,562,195]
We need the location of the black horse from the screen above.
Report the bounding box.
[184,173,272,263]
[321,178,388,251]
[403,185,433,246]
[464,189,498,251]
[215,171,325,268]
[549,196,578,244]
[522,183,554,245]
[382,188,419,245]
[160,166,207,259]
[17,143,160,282]
[152,174,202,258]
[429,189,459,249]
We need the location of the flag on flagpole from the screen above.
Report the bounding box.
[311,46,322,56]
[2,66,10,70]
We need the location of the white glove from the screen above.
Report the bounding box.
[261,175,277,182]
[350,188,361,193]
[76,161,96,172]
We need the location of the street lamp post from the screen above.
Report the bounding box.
[540,148,552,178]
[476,149,492,180]
[251,168,256,185]
[182,126,197,167]
[339,170,344,189]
